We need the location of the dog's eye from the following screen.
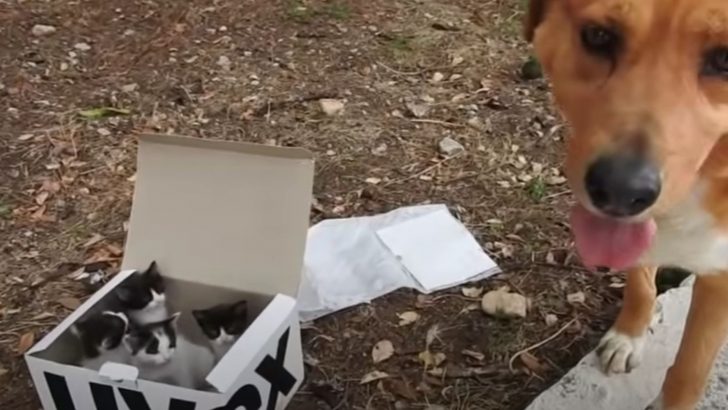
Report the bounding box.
[702,47,728,77]
[580,24,621,58]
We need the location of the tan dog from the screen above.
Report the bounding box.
[525,1,728,409]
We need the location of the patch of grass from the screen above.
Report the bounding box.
[526,177,546,202]
[322,2,351,20]
[383,33,414,54]
[0,200,10,219]
[285,0,315,23]
[286,0,351,23]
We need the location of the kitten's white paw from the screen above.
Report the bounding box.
[596,328,645,374]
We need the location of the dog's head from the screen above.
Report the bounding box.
[526,0,728,269]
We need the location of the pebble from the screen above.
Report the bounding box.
[74,42,92,51]
[216,55,231,69]
[32,24,56,36]
[319,99,345,116]
[438,137,465,156]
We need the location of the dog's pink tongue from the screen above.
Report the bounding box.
[570,205,656,270]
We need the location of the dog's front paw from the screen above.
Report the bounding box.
[596,328,645,374]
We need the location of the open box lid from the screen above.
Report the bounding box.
[121,134,314,296]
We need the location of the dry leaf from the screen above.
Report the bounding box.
[425,324,441,349]
[30,205,46,221]
[365,177,382,185]
[372,340,395,363]
[461,349,485,361]
[397,311,420,326]
[0,367,7,377]
[82,233,105,249]
[461,286,483,298]
[57,297,81,310]
[545,251,556,265]
[519,352,546,374]
[567,291,586,304]
[415,294,432,308]
[419,351,447,368]
[360,370,390,384]
[105,243,124,256]
[41,180,61,193]
[481,288,529,318]
[35,191,50,205]
[31,312,56,320]
[382,379,417,400]
[17,332,35,354]
[459,303,480,315]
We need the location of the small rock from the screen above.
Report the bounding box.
[97,128,111,137]
[59,62,69,71]
[481,287,529,318]
[74,42,92,52]
[319,98,345,116]
[372,143,387,155]
[405,101,430,118]
[217,55,231,69]
[567,291,586,304]
[521,56,543,80]
[451,55,464,66]
[545,314,558,326]
[431,72,445,83]
[32,24,56,37]
[120,83,138,93]
[438,137,465,156]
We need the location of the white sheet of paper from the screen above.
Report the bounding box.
[376,208,497,292]
[298,204,500,322]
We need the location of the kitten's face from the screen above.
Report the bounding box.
[115,261,166,311]
[192,300,248,346]
[123,313,179,366]
[72,311,129,358]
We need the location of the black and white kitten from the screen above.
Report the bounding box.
[71,311,130,371]
[115,261,168,324]
[123,312,216,389]
[192,300,248,359]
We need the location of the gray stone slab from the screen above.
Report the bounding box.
[526,279,728,410]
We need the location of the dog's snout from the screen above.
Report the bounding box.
[585,154,661,217]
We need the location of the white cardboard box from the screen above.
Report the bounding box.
[24,134,314,410]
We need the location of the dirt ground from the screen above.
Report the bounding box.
[0,0,630,408]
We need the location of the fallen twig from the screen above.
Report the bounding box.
[508,318,578,372]
[409,118,466,128]
[431,365,503,378]
[383,152,463,187]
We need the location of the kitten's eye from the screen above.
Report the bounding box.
[702,47,728,77]
[580,24,621,58]
[225,325,243,335]
[205,326,220,338]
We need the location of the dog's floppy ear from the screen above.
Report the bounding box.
[524,0,547,42]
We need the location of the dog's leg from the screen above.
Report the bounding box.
[647,273,728,410]
[598,266,657,373]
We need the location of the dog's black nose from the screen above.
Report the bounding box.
[585,154,661,217]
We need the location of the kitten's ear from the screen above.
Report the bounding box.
[145,261,161,278]
[191,309,206,325]
[145,261,165,292]
[524,0,547,42]
[231,300,248,318]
